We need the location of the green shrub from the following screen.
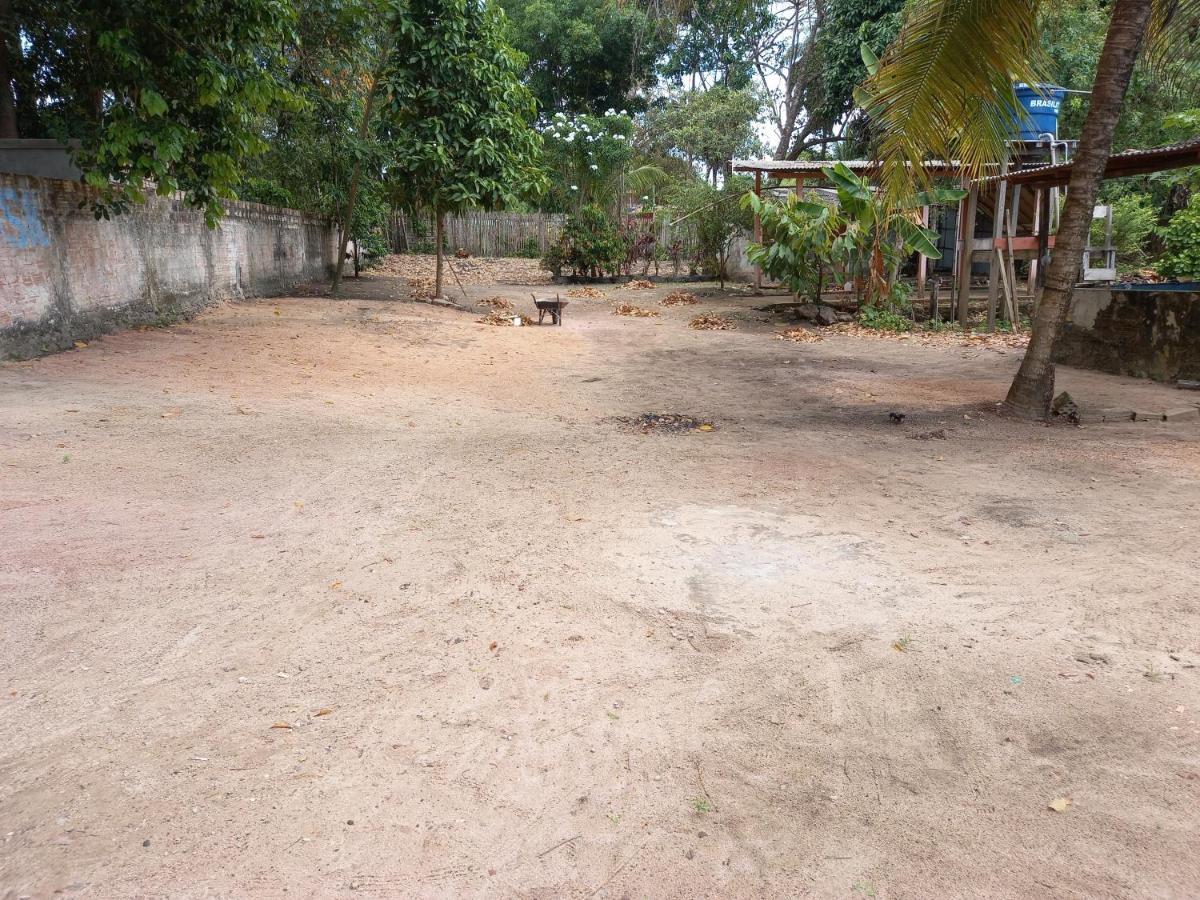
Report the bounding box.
[1159,197,1200,280]
[542,205,624,278]
[539,242,566,277]
[857,305,912,332]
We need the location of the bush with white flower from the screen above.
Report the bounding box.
[539,111,635,211]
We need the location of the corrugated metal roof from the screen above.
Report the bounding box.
[976,137,1200,187]
[732,158,963,175]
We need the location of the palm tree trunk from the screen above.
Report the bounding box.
[1004,0,1151,419]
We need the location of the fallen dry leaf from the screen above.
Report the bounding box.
[489,641,498,651]
[271,722,294,730]
[330,581,343,590]
[567,287,607,299]
[660,290,699,306]
[1048,797,1072,812]
[775,328,823,344]
[626,279,655,289]
[477,311,534,327]
[312,708,333,717]
[689,314,736,331]
[73,340,88,349]
[613,303,659,318]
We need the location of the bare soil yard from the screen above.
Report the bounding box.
[2,264,1199,898]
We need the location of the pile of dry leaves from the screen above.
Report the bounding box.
[613,304,660,317]
[775,328,823,344]
[568,287,608,299]
[689,314,736,331]
[660,290,699,306]
[478,296,513,311]
[626,279,655,289]
[827,323,1030,350]
[477,311,533,326]
[408,276,437,299]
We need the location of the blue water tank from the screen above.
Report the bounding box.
[1013,83,1065,140]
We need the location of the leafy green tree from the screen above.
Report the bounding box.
[648,86,762,183]
[662,0,772,91]
[238,0,404,292]
[744,192,842,302]
[499,0,671,114]
[670,177,753,288]
[6,0,294,225]
[1041,0,1200,153]
[386,0,545,298]
[803,0,905,151]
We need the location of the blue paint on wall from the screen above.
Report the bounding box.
[0,186,52,249]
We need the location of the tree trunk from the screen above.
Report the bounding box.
[0,0,19,138]
[331,48,389,296]
[434,209,445,299]
[1004,0,1151,419]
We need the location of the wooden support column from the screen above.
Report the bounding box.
[986,165,1008,332]
[1036,186,1052,294]
[1006,184,1022,328]
[916,205,929,298]
[1027,188,1042,294]
[956,185,979,327]
[753,170,762,291]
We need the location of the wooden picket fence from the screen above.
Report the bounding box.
[389,210,566,258]
[387,209,702,262]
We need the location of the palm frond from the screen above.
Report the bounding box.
[862,0,1045,204]
[625,163,672,194]
[1146,0,1200,85]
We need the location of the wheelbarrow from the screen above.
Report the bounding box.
[532,294,568,326]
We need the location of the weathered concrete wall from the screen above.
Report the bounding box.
[0,172,336,358]
[1055,286,1200,382]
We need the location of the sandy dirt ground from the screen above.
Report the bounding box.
[2,262,1199,899]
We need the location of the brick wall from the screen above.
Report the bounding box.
[0,172,337,358]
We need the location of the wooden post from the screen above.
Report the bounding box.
[986,166,1008,332]
[956,185,979,327]
[1027,187,1042,294]
[916,205,929,298]
[930,276,940,323]
[1006,184,1022,329]
[1036,186,1052,292]
[753,170,763,290]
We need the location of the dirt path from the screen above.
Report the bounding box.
[2,272,1198,898]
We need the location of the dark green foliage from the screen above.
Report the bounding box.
[1159,197,1200,280]
[9,0,294,225]
[499,0,670,114]
[646,86,762,183]
[239,0,397,243]
[662,0,772,91]
[544,205,624,277]
[805,0,905,148]
[386,0,544,215]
